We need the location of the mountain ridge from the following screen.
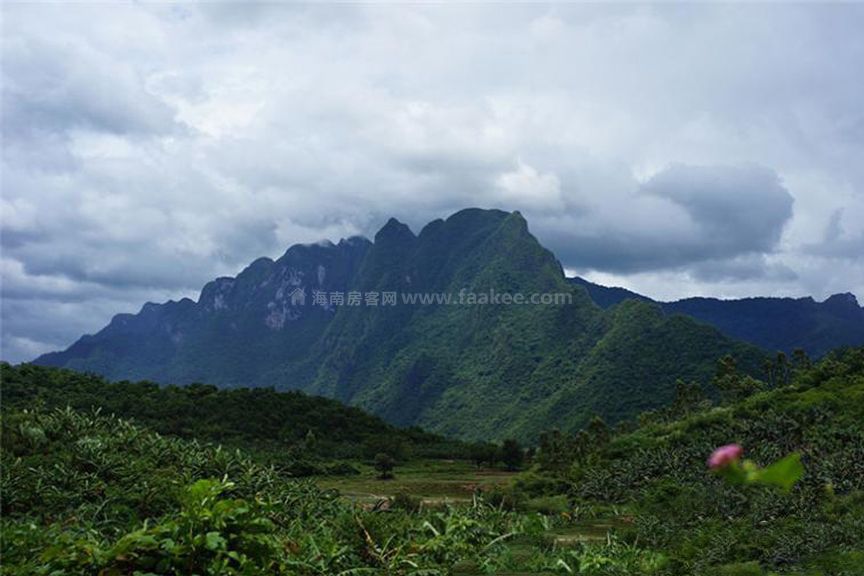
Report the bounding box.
[569,276,864,357]
[34,208,765,440]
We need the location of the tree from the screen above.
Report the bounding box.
[762,358,776,388]
[374,452,395,480]
[671,379,705,416]
[537,429,570,472]
[776,351,790,387]
[713,354,763,402]
[501,439,524,471]
[717,354,739,380]
[792,348,812,372]
[469,442,499,468]
[586,416,610,448]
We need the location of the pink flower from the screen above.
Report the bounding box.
[708,444,743,470]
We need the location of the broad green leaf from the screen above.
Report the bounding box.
[205,531,226,551]
[754,453,804,492]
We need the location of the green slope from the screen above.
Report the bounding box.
[4,349,862,575]
[305,211,764,440]
[0,362,467,467]
[527,346,864,574]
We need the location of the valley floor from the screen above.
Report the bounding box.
[316,460,515,507]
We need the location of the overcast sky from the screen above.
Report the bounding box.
[2,3,864,363]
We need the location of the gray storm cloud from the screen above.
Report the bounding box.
[541,164,795,273]
[2,3,864,362]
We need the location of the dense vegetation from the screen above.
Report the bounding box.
[0,362,474,474]
[570,276,864,357]
[518,346,864,574]
[4,348,863,574]
[1,406,664,575]
[34,208,765,440]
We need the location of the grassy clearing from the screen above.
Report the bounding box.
[316,458,638,575]
[316,459,516,506]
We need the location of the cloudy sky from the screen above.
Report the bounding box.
[2,3,864,363]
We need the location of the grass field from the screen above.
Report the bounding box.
[315,458,634,571]
[316,459,517,507]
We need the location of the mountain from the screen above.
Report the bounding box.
[569,277,864,357]
[34,208,763,440]
[36,236,372,385]
[568,277,652,309]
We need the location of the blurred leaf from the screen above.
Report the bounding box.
[205,531,225,551]
[754,453,804,492]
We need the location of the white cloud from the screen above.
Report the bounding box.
[2,3,864,362]
[495,160,563,211]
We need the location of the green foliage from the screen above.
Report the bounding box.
[547,347,864,573]
[0,362,470,472]
[705,562,765,576]
[106,479,280,575]
[523,495,570,515]
[501,438,524,471]
[713,354,766,403]
[469,441,502,467]
[391,491,423,512]
[0,407,666,575]
[6,348,862,574]
[374,452,396,479]
[716,453,805,492]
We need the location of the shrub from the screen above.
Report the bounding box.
[391,491,423,513]
[523,495,570,515]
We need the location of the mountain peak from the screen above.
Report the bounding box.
[339,235,372,248]
[375,217,416,244]
[502,210,529,231]
[443,207,510,228]
[823,292,861,313]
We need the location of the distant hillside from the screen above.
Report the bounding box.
[570,276,864,357]
[34,208,764,441]
[0,362,467,466]
[568,277,653,308]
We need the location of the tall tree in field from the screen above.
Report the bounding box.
[374,452,395,480]
[501,439,524,471]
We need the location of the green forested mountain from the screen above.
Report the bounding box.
[570,276,864,357]
[34,208,764,440]
[0,362,468,467]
